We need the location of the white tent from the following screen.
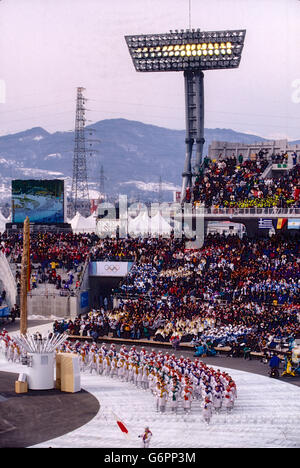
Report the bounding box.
[149,211,172,236]
[84,213,97,233]
[70,212,83,231]
[0,212,9,233]
[128,211,150,236]
[0,218,6,233]
[70,212,96,233]
[127,211,172,237]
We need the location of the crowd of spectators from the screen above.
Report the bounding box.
[50,232,300,356]
[0,231,97,294]
[55,298,299,358]
[117,234,299,306]
[191,153,300,209]
[0,218,298,356]
[1,229,298,310]
[0,231,97,266]
[90,237,184,264]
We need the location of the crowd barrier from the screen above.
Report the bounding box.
[66,333,239,356]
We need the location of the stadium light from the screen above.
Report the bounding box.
[125,29,245,73]
[125,28,246,200]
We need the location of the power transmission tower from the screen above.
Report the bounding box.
[99,164,107,201]
[71,87,90,215]
[158,175,162,204]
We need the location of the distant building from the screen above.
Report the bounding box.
[208,139,300,162]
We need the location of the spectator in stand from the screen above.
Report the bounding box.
[1,228,298,356]
[191,154,299,209]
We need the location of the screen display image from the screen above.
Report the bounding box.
[12,179,65,224]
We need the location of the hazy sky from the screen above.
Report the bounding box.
[1,0,300,140]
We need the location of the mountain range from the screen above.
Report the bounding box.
[0,118,298,204]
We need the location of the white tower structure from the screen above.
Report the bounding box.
[13,333,68,390]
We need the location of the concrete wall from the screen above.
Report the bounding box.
[69,295,78,319]
[26,292,89,320]
[25,258,91,319]
[0,252,17,308]
[27,294,71,318]
[208,139,300,161]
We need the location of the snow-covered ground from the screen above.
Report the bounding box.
[1,323,300,448]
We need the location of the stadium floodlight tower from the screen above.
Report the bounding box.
[125,28,246,201]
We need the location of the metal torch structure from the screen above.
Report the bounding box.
[13,332,68,390]
[125,28,246,200]
[13,332,68,355]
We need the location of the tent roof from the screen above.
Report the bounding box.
[128,210,171,235]
[70,212,96,232]
[150,212,171,234]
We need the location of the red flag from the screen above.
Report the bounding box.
[111,412,130,438]
[117,420,128,434]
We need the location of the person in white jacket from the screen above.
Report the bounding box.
[141,364,149,390]
[155,381,168,413]
[123,359,130,382]
[116,358,125,380]
[181,386,193,413]
[137,364,144,388]
[224,386,235,412]
[212,385,223,413]
[79,348,87,372]
[109,357,118,379]
[97,353,104,375]
[88,349,98,375]
[103,355,111,376]
[202,397,213,424]
[7,341,15,362]
[148,370,157,394]
[168,385,180,413]
[13,343,21,363]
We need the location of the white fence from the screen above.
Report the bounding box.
[0,252,17,308]
[201,207,300,218]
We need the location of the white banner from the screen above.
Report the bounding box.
[89,262,131,277]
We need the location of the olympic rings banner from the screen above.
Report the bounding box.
[89,261,133,277]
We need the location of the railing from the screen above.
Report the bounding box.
[27,290,74,298]
[89,256,135,262]
[199,207,300,217]
[76,254,91,292]
[272,163,293,170]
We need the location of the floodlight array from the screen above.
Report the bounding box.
[125,29,246,72]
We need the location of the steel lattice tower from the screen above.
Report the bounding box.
[158,175,162,204]
[99,165,105,197]
[71,87,89,213]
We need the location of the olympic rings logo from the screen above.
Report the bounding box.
[104,265,121,272]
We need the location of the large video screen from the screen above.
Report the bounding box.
[12,179,65,224]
